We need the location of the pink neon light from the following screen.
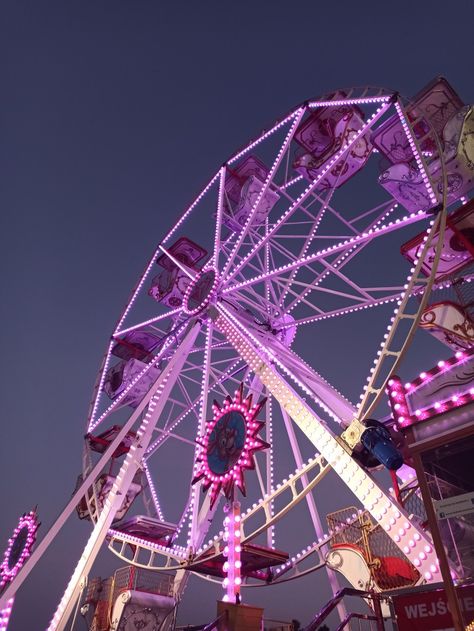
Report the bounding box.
[387,349,473,427]
[394,101,437,206]
[182,267,219,316]
[192,383,268,508]
[227,109,302,166]
[409,349,469,391]
[222,502,241,604]
[0,511,39,590]
[162,170,221,245]
[0,598,14,631]
[222,108,304,280]
[309,94,392,108]
[223,208,427,295]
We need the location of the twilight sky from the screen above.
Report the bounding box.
[0,1,473,629]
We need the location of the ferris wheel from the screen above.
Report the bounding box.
[5,80,472,629]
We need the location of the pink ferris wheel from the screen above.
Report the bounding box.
[4,79,474,630]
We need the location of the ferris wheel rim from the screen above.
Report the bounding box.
[80,84,452,602]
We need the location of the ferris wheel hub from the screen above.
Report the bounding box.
[182,267,220,316]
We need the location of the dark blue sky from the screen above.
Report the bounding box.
[1,1,473,628]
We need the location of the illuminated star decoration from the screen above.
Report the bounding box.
[192,384,269,508]
[0,510,40,590]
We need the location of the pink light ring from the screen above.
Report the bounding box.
[182,268,219,316]
[222,207,427,296]
[0,512,39,588]
[227,108,302,166]
[308,95,392,108]
[162,170,221,246]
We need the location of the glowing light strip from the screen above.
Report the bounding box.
[406,350,470,392]
[285,204,398,315]
[0,598,13,631]
[216,310,439,582]
[88,341,114,432]
[223,209,427,296]
[227,109,301,166]
[224,102,392,285]
[188,321,214,548]
[108,529,187,559]
[90,320,191,432]
[161,170,220,245]
[213,167,226,267]
[267,394,275,547]
[49,326,199,630]
[279,174,303,190]
[308,95,392,108]
[145,356,244,457]
[115,307,183,337]
[388,350,473,427]
[222,108,305,279]
[217,303,346,426]
[394,101,437,206]
[222,503,242,603]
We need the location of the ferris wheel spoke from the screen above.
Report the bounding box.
[161,170,221,246]
[214,305,439,578]
[222,207,428,298]
[114,306,184,336]
[223,101,393,285]
[284,202,400,314]
[145,355,246,459]
[278,399,344,620]
[227,107,303,166]
[284,290,415,329]
[90,318,196,431]
[212,167,226,268]
[276,189,335,308]
[221,108,306,279]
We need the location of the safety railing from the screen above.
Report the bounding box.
[302,587,385,631]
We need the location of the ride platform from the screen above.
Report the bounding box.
[187,543,289,580]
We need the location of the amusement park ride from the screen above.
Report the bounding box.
[1,76,474,630]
